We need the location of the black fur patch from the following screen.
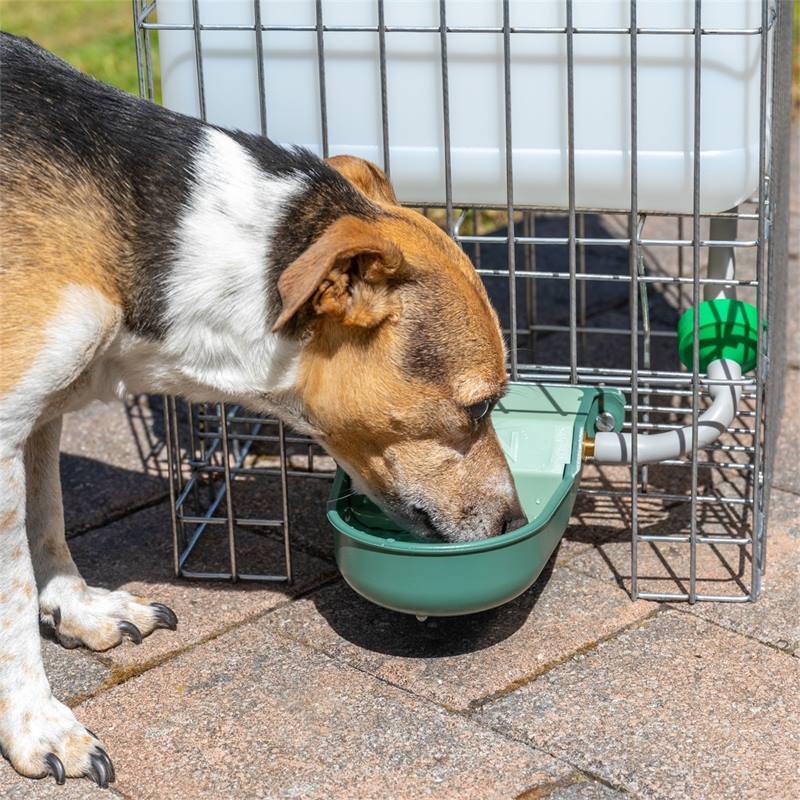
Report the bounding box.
[228,133,381,328]
[0,32,380,340]
[0,31,203,339]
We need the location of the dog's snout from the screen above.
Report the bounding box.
[499,509,528,536]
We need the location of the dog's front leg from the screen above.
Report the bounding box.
[27,417,178,652]
[0,442,113,784]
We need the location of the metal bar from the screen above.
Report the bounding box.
[457,235,759,248]
[253,0,268,136]
[190,0,207,121]
[132,1,146,97]
[473,270,759,288]
[628,0,640,599]
[750,0,770,600]
[577,213,586,350]
[377,0,391,176]
[439,0,453,232]
[523,212,536,358]
[636,592,752,603]
[688,0,703,604]
[178,515,284,528]
[218,403,238,580]
[163,396,181,577]
[315,0,329,156]
[182,571,290,582]
[638,535,751,545]
[502,0,518,379]
[139,22,770,36]
[278,420,293,584]
[143,11,155,100]
[566,0,578,383]
[578,488,752,506]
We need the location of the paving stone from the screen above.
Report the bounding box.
[61,397,168,535]
[566,483,770,600]
[40,637,111,706]
[546,782,629,800]
[0,772,110,799]
[768,486,800,540]
[74,624,570,800]
[772,367,800,496]
[786,127,799,366]
[231,473,336,563]
[66,502,336,670]
[479,610,800,800]
[684,488,800,655]
[266,562,653,711]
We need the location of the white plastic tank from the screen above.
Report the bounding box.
[156,0,767,213]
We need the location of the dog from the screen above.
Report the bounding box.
[0,31,525,786]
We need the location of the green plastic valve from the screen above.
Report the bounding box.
[677,298,761,374]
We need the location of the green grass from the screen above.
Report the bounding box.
[0,0,143,95]
[793,0,799,114]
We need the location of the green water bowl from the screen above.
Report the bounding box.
[327,383,624,618]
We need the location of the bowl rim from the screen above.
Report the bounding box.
[326,383,623,556]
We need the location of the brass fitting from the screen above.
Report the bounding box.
[582,435,595,460]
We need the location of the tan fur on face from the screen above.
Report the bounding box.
[292,204,520,539]
[0,158,123,395]
[325,155,398,205]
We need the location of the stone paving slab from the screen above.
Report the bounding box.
[772,368,800,496]
[479,610,800,800]
[61,398,168,536]
[66,502,336,671]
[684,488,800,655]
[70,623,571,800]
[40,637,112,706]
[787,127,799,367]
[545,782,629,800]
[265,565,653,712]
[0,773,111,800]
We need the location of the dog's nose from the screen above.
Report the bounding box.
[499,510,528,535]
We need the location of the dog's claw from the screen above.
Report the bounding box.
[118,620,143,645]
[87,751,113,788]
[150,602,178,631]
[45,753,66,785]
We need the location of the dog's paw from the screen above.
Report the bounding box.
[40,577,177,651]
[0,696,114,786]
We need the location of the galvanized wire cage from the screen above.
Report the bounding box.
[132,0,793,603]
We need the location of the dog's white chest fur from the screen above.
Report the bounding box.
[76,129,306,411]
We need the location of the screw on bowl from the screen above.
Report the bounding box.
[595,411,616,432]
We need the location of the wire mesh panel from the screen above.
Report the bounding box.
[132,0,793,601]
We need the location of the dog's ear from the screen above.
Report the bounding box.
[271,215,405,333]
[325,155,398,205]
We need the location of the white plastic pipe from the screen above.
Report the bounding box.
[594,359,742,465]
[705,213,737,301]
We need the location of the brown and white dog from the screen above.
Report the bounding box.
[0,32,525,786]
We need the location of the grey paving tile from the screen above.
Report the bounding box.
[685,488,800,655]
[61,397,168,535]
[266,564,652,711]
[772,368,800,497]
[479,610,800,800]
[65,502,336,670]
[546,782,629,800]
[0,773,110,799]
[40,637,111,705]
[74,623,570,800]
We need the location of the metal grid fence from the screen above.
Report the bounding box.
[132,0,793,603]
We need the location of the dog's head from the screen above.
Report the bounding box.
[273,155,525,543]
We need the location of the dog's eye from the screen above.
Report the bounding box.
[466,399,492,423]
